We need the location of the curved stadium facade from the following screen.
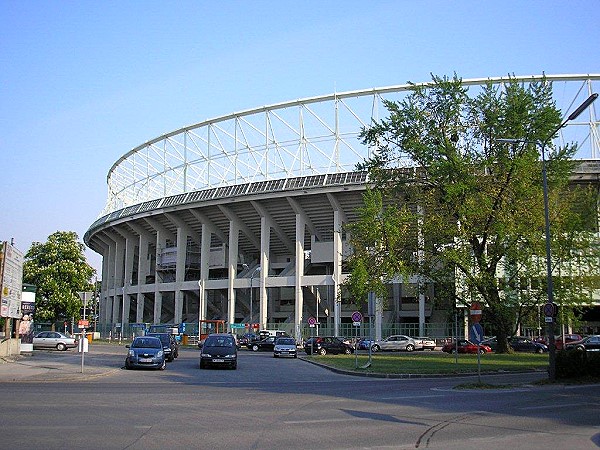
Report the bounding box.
[85,74,600,341]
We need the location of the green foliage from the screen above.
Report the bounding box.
[346,74,599,353]
[23,231,95,324]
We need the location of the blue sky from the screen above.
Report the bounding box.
[2,1,599,275]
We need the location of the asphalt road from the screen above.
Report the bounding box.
[1,344,599,449]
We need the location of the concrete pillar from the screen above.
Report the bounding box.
[333,209,343,337]
[259,216,270,328]
[294,213,305,341]
[227,221,240,331]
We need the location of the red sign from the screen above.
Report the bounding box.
[78,319,89,328]
[470,303,482,323]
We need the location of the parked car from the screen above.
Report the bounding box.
[304,336,354,355]
[199,333,238,369]
[441,339,492,354]
[535,334,584,350]
[238,333,259,348]
[509,337,548,353]
[565,335,600,352]
[371,335,421,352]
[146,332,179,361]
[32,331,78,351]
[249,336,277,352]
[125,336,166,370]
[273,337,298,358]
[356,337,375,351]
[415,336,437,351]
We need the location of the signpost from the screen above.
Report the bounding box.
[469,303,484,383]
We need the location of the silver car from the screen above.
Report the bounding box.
[273,337,298,358]
[372,335,421,352]
[33,331,78,351]
[415,336,436,351]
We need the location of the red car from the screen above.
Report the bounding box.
[441,339,492,354]
[535,334,583,350]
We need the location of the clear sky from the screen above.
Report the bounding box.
[2,0,599,276]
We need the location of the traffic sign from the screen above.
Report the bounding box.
[470,302,482,323]
[543,302,557,318]
[307,316,317,326]
[470,323,484,344]
[351,311,363,323]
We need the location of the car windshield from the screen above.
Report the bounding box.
[147,334,169,345]
[132,338,162,349]
[277,338,295,345]
[204,336,234,347]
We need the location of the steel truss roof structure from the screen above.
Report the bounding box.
[102,74,600,217]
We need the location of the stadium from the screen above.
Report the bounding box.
[84,74,600,343]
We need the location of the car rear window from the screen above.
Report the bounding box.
[132,338,162,348]
[277,338,295,345]
[205,336,234,347]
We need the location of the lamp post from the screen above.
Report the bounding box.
[243,264,260,328]
[498,92,597,381]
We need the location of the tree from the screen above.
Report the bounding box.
[23,231,96,328]
[345,75,599,353]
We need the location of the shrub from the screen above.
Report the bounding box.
[556,349,600,379]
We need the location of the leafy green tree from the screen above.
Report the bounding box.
[23,231,96,328]
[346,75,599,353]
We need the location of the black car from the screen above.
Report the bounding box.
[146,332,179,361]
[565,335,600,352]
[238,333,259,348]
[304,336,353,355]
[249,336,276,352]
[200,333,237,369]
[509,337,548,354]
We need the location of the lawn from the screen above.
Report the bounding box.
[303,351,549,375]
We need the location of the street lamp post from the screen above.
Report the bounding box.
[243,264,260,329]
[498,92,597,381]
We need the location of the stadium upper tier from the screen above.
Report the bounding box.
[100,74,600,218]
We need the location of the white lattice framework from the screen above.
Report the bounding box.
[104,74,600,215]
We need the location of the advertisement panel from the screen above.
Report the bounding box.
[0,241,24,318]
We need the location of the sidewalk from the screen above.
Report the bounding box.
[0,346,122,382]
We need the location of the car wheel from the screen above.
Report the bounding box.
[576,345,585,351]
[294,354,298,358]
[159,360,166,370]
[371,345,380,352]
[252,344,259,352]
[200,360,205,369]
[319,348,327,356]
[56,343,66,351]
[451,349,457,354]
[406,344,415,352]
[478,348,486,355]
[535,347,544,354]
[344,347,352,355]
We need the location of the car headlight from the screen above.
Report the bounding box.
[224,354,236,359]
[157,350,164,358]
[128,350,135,357]
[201,352,211,357]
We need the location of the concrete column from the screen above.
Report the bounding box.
[333,209,343,337]
[137,233,150,286]
[259,216,270,328]
[124,237,136,287]
[199,224,211,322]
[227,221,240,331]
[136,292,144,323]
[174,227,188,324]
[294,213,305,342]
[154,291,163,324]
